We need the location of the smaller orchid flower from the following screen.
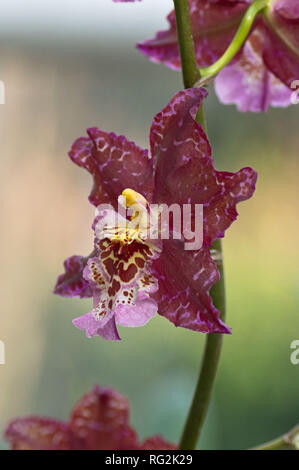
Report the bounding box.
[54,88,257,341]
[137,0,298,112]
[4,385,176,450]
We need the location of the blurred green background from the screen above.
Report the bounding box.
[0,0,298,451]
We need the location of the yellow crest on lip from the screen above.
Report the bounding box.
[122,188,147,208]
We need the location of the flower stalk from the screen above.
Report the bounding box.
[179,240,225,450]
[173,0,226,450]
[251,425,299,450]
[173,0,200,90]
[252,436,289,450]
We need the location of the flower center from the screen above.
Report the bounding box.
[98,188,154,246]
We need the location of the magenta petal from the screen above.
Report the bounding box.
[54,255,92,298]
[69,386,138,450]
[151,88,210,209]
[152,240,230,334]
[116,293,157,327]
[148,88,257,334]
[208,167,257,242]
[150,87,208,184]
[215,28,293,112]
[72,312,120,341]
[72,312,101,338]
[151,88,257,245]
[69,128,154,208]
[274,0,299,20]
[262,1,299,88]
[140,435,177,450]
[4,417,71,450]
[98,317,121,341]
[137,22,181,71]
[215,64,292,112]
[137,0,248,69]
[215,64,257,112]
[263,25,299,88]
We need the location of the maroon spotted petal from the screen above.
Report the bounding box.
[137,0,248,69]
[263,0,299,88]
[151,88,257,246]
[140,435,177,450]
[150,88,256,333]
[152,240,229,334]
[69,385,138,450]
[69,128,154,209]
[4,417,72,450]
[54,255,92,298]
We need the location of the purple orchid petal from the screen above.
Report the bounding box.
[69,386,138,450]
[151,88,257,244]
[72,312,121,341]
[69,128,154,209]
[137,0,248,70]
[4,417,71,450]
[148,88,257,333]
[152,240,230,334]
[215,29,293,112]
[54,255,92,298]
[262,18,299,88]
[116,291,158,327]
[274,0,299,20]
[73,288,121,340]
[140,436,177,450]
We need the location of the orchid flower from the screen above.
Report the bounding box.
[4,386,176,450]
[54,88,257,341]
[137,0,298,112]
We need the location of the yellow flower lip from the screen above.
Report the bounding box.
[122,188,147,208]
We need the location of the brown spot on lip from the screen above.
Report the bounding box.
[118,263,138,283]
[135,257,145,268]
[108,279,121,297]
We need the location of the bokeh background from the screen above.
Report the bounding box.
[0,0,298,450]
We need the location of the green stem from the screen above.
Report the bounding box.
[251,436,288,451]
[173,0,199,89]
[173,0,226,450]
[179,239,225,450]
[251,425,299,450]
[199,0,269,79]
